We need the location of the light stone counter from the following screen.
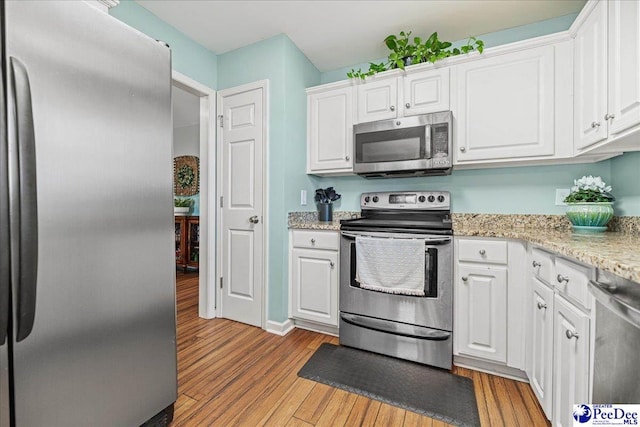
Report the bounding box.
[288,212,640,282]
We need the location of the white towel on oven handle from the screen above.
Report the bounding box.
[355,235,426,297]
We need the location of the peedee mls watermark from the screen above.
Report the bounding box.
[574,404,640,426]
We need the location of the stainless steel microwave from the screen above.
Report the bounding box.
[353,111,452,178]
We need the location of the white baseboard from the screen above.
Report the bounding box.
[454,355,529,382]
[293,319,339,337]
[265,319,295,336]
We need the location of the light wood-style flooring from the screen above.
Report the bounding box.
[173,271,549,426]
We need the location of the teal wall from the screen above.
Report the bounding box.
[109,0,217,89]
[610,152,640,216]
[218,35,320,322]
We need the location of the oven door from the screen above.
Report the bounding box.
[339,230,452,331]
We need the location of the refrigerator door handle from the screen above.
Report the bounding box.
[9,57,38,342]
[0,54,8,346]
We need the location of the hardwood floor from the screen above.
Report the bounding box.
[173,271,549,426]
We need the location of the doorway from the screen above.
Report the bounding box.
[172,71,216,319]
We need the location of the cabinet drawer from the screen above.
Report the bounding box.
[531,247,554,285]
[554,257,593,311]
[457,238,507,264]
[292,230,339,251]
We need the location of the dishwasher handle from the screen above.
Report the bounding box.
[589,279,640,329]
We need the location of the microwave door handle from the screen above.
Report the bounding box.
[424,124,431,159]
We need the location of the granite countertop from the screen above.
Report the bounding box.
[288,211,640,283]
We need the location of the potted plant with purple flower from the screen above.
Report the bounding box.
[564,175,615,232]
[315,187,341,222]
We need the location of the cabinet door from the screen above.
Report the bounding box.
[530,278,554,420]
[574,0,608,151]
[608,0,640,135]
[453,46,556,162]
[552,295,590,427]
[291,248,338,326]
[307,87,353,173]
[356,77,398,123]
[403,68,450,116]
[454,264,507,363]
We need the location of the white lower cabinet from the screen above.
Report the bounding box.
[552,294,590,427]
[530,278,554,418]
[455,263,507,363]
[454,238,527,372]
[289,230,339,329]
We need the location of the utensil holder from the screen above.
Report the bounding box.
[318,203,333,222]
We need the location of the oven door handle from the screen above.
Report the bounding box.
[341,231,451,244]
[340,313,451,341]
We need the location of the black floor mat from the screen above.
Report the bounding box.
[298,343,480,427]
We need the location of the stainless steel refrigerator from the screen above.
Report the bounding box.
[0,2,178,426]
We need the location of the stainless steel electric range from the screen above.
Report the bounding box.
[339,191,453,369]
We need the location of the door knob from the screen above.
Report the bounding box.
[557,274,569,284]
[390,105,395,111]
[479,249,486,255]
[591,121,601,128]
[249,215,259,224]
[330,261,335,268]
[532,260,541,268]
[604,113,615,120]
[565,329,579,340]
[405,103,411,108]
[345,155,350,161]
[460,147,466,152]
[462,276,468,282]
[537,302,547,310]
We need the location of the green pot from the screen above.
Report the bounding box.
[565,202,614,229]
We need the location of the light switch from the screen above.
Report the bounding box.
[301,190,307,205]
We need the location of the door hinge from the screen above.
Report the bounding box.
[220,196,224,208]
[218,115,224,128]
[219,277,223,289]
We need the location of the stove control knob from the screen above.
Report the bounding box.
[364,196,370,203]
[418,195,426,203]
[427,195,435,203]
[437,195,445,203]
[372,196,379,203]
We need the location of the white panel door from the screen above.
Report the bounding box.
[608,0,640,135]
[356,77,398,123]
[290,248,338,326]
[552,295,590,427]
[530,278,554,420]
[574,0,608,151]
[403,68,450,116]
[454,264,507,363]
[219,84,264,327]
[453,45,556,162]
[307,87,353,173]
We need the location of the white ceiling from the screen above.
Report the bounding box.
[136,0,586,72]
[172,85,200,128]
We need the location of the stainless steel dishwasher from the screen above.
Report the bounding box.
[589,269,640,403]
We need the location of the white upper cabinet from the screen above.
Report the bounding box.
[356,77,398,123]
[356,68,450,124]
[607,0,640,136]
[452,45,558,163]
[574,0,609,151]
[307,84,353,175]
[574,0,640,154]
[402,68,450,116]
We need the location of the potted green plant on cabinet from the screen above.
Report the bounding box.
[564,176,615,232]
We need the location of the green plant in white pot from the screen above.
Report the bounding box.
[564,176,615,232]
[174,197,193,216]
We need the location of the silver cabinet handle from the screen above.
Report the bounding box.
[605,113,615,120]
[537,302,547,310]
[591,121,601,128]
[345,155,350,161]
[311,238,316,244]
[396,121,401,126]
[557,274,569,283]
[460,147,466,152]
[405,103,411,108]
[330,261,335,268]
[566,329,579,340]
[479,249,486,255]
[462,276,468,282]
[249,215,259,224]
[532,260,541,268]
[390,105,395,111]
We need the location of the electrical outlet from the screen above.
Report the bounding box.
[556,188,570,205]
[300,190,307,206]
